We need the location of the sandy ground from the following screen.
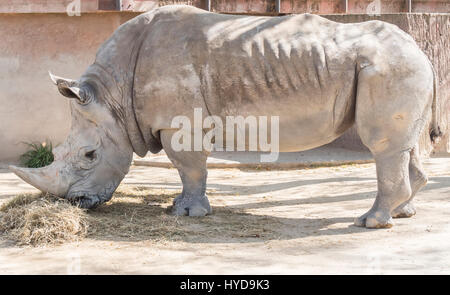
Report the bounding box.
[0,157,449,274]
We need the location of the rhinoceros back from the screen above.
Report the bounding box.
[131,6,362,151]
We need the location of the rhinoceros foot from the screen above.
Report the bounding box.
[354,209,394,229]
[171,194,212,217]
[392,202,416,218]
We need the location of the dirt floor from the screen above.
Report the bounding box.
[0,157,449,274]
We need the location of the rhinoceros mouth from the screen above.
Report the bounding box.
[67,192,104,209]
[67,186,116,209]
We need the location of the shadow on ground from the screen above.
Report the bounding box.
[1,176,448,247]
[87,176,450,244]
[125,176,377,196]
[85,186,370,244]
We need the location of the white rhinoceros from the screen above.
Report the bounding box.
[10,5,442,228]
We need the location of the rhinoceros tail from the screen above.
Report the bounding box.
[429,61,443,144]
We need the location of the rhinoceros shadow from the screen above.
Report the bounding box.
[86,176,450,244]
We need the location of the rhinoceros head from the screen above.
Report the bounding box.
[9,72,134,208]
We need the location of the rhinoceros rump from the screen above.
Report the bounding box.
[10,5,441,228]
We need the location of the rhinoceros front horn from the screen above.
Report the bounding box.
[9,162,71,197]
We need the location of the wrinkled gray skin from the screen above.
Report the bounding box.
[11,5,442,228]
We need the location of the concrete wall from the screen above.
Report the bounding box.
[1,1,449,14]
[124,0,450,14]
[0,1,118,13]
[0,12,138,163]
[0,9,448,163]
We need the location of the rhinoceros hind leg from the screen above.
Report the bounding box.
[160,130,212,217]
[392,145,427,218]
[354,151,412,228]
[354,59,432,228]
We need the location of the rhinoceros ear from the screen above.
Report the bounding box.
[49,71,91,104]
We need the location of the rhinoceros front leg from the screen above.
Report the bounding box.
[161,130,212,217]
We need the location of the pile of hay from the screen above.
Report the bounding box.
[0,186,279,247]
[0,194,88,246]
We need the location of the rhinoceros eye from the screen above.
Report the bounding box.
[85,150,96,161]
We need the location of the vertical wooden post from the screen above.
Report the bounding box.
[406,0,412,13]
[206,0,211,11]
[275,0,281,14]
[345,0,348,14]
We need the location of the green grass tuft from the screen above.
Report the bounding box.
[20,141,54,168]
